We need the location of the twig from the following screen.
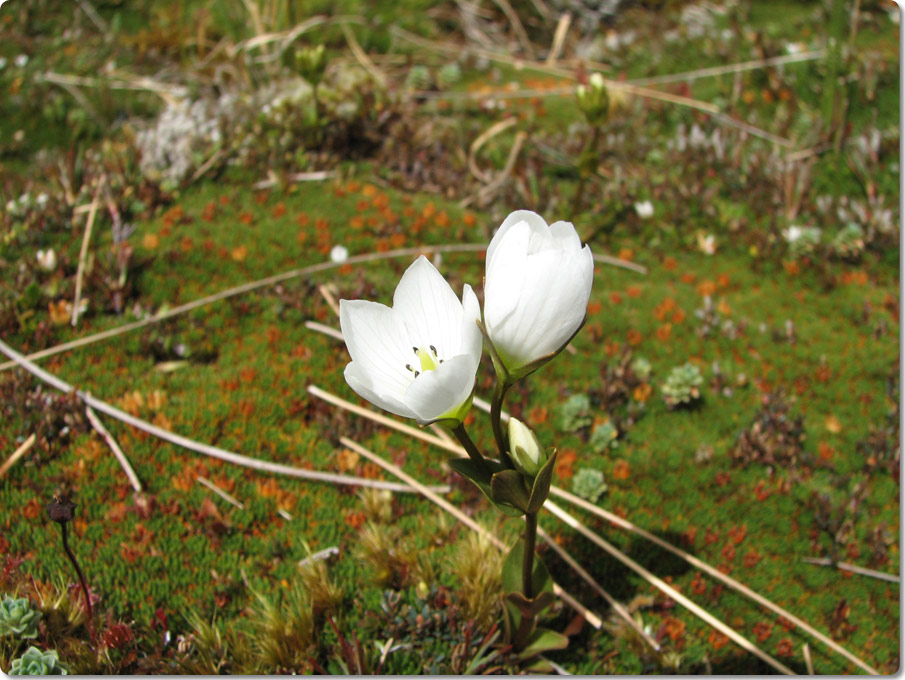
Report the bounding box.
[251,170,336,190]
[537,526,660,652]
[72,183,102,327]
[802,557,900,583]
[341,24,387,89]
[545,13,571,66]
[85,406,142,493]
[298,546,340,567]
[196,475,244,509]
[188,148,226,184]
[544,501,795,675]
[629,50,826,87]
[39,71,188,106]
[339,436,603,630]
[548,485,881,675]
[0,339,450,496]
[468,118,518,184]
[305,320,345,341]
[75,0,110,36]
[317,284,341,318]
[0,434,37,478]
[462,131,528,208]
[803,643,815,675]
[0,243,487,372]
[489,0,533,55]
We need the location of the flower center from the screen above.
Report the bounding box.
[405,345,443,378]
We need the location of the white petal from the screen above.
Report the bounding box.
[486,210,548,273]
[404,353,476,423]
[392,256,461,359]
[459,283,483,366]
[339,299,411,396]
[344,362,416,420]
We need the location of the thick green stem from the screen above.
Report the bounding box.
[490,380,511,461]
[522,513,537,600]
[451,422,490,474]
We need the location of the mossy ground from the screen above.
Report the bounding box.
[0,0,899,674]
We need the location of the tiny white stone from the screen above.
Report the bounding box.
[330,245,349,263]
[634,200,654,219]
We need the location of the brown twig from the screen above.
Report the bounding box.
[0,434,37,478]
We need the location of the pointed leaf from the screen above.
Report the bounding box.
[505,591,555,618]
[527,449,558,514]
[490,470,530,513]
[447,458,523,517]
[515,627,569,661]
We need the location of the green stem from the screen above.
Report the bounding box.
[490,380,511,461]
[522,513,537,600]
[572,125,602,217]
[451,423,490,474]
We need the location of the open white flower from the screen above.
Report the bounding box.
[339,256,482,425]
[484,210,593,376]
[634,200,654,219]
[36,249,56,272]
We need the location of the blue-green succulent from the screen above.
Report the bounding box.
[9,647,67,675]
[0,596,42,639]
[661,363,704,408]
[571,468,608,504]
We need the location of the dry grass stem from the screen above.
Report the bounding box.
[545,13,571,66]
[630,50,826,87]
[537,526,660,652]
[0,339,449,495]
[252,170,336,190]
[71,182,101,327]
[468,118,518,184]
[803,643,815,675]
[85,405,142,492]
[341,23,388,88]
[461,130,528,207]
[0,433,37,478]
[196,475,245,509]
[548,485,880,675]
[801,557,899,583]
[339,435,603,630]
[543,500,795,675]
[304,320,345,341]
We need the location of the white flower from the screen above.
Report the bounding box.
[330,245,349,263]
[14,54,28,68]
[696,231,716,255]
[0,57,7,70]
[36,249,57,272]
[634,200,654,219]
[339,256,482,425]
[484,210,593,376]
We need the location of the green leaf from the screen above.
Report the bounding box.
[447,458,523,517]
[505,591,555,619]
[527,449,558,513]
[515,627,569,661]
[490,470,530,513]
[502,539,553,597]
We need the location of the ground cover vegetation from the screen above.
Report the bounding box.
[0,0,899,673]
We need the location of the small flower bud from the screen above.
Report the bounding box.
[508,418,547,478]
[576,73,609,126]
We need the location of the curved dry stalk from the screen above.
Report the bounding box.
[0,434,36,478]
[85,406,142,492]
[0,339,449,496]
[72,183,102,327]
[548,486,880,676]
[544,501,796,676]
[468,118,518,184]
[338,435,603,631]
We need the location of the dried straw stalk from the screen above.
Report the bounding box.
[85,405,142,492]
[0,434,37,479]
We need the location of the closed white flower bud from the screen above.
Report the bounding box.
[508,417,547,478]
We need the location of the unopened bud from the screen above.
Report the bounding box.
[508,418,547,478]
